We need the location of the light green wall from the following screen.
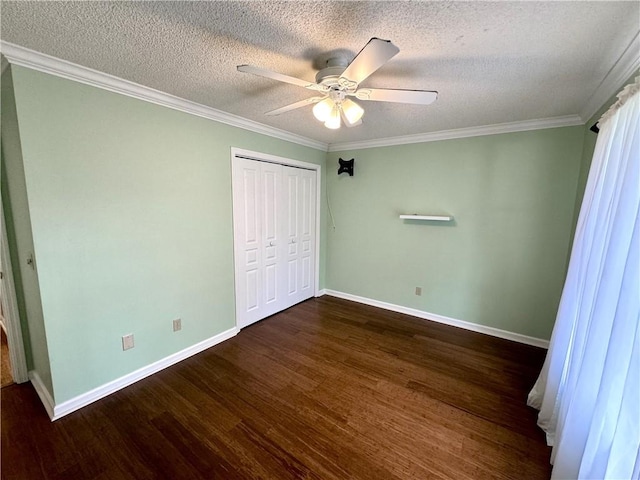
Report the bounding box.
[327,127,584,340]
[8,66,326,403]
[5,62,601,405]
[1,66,50,391]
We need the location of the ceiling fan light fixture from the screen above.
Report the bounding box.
[239,38,438,131]
[312,98,334,122]
[340,109,363,128]
[341,98,364,125]
[324,104,341,129]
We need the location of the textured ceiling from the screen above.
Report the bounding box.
[1,1,638,145]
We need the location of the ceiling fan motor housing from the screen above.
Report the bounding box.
[315,57,349,88]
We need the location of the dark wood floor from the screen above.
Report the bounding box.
[1,296,551,479]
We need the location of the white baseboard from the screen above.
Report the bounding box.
[29,370,56,419]
[48,326,239,421]
[322,290,549,349]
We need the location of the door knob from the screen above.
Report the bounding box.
[269,241,274,247]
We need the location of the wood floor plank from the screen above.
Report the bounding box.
[1,384,48,479]
[1,296,552,479]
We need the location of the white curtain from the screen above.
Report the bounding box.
[528,76,640,480]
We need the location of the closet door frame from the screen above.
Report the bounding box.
[230,148,322,329]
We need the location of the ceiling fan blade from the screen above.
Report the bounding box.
[354,88,438,105]
[237,65,327,92]
[339,38,400,86]
[265,97,325,116]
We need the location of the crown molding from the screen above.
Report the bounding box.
[580,31,640,123]
[0,41,328,152]
[4,38,631,155]
[327,114,584,152]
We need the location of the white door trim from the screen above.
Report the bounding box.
[0,194,29,383]
[230,148,322,328]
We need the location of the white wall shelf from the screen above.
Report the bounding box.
[399,214,453,221]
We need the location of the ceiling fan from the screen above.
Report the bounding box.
[237,37,438,129]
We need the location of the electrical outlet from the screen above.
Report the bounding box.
[122,334,134,351]
[415,287,422,296]
[173,318,182,332]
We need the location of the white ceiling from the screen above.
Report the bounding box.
[1,1,639,147]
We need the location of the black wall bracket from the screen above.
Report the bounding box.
[338,158,354,176]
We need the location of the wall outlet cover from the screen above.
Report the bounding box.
[122,334,134,351]
[173,319,182,332]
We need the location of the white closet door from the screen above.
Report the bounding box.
[283,166,316,306]
[233,157,316,329]
[260,162,288,319]
[232,158,261,328]
[232,159,283,327]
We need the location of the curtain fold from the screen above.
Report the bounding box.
[527,77,640,479]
